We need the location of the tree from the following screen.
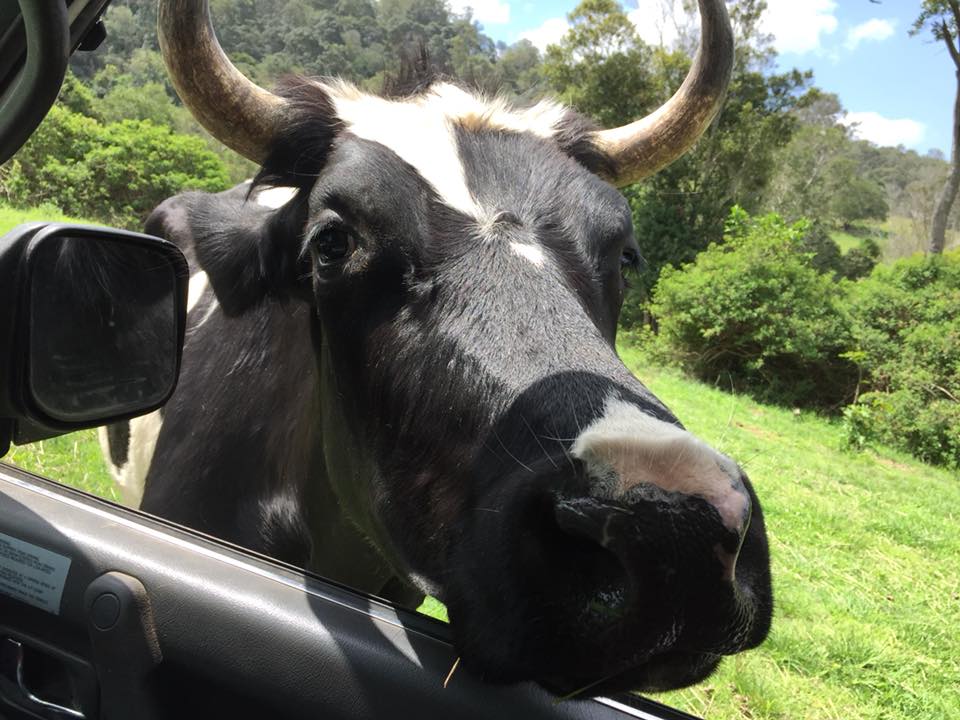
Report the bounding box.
[764,90,889,229]
[912,0,960,254]
[540,0,657,127]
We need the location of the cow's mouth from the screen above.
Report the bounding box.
[439,464,771,696]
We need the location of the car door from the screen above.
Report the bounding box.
[0,463,699,720]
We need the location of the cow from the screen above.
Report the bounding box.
[101,0,772,697]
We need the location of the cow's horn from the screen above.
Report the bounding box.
[593,0,734,187]
[158,0,287,163]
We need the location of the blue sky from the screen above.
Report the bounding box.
[450,0,954,156]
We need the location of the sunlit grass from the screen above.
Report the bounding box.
[5,428,116,502]
[0,202,96,235]
[619,351,960,720]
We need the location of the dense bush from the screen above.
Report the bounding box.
[649,207,858,407]
[647,207,959,466]
[844,251,960,467]
[1,106,229,228]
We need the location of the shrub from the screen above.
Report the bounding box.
[650,207,858,407]
[5,106,230,228]
[844,251,960,467]
[795,222,879,280]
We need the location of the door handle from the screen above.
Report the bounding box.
[2,638,85,719]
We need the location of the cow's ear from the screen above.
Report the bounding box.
[199,189,310,316]
[146,187,310,316]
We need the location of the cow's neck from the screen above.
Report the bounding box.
[303,315,422,604]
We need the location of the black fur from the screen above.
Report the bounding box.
[106,422,129,467]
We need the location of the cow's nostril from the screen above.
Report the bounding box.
[547,499,633,624]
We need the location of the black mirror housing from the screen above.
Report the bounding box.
[0,223,188,455]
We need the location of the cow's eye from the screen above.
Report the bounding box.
[309,226,357,266]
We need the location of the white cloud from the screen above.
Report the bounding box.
[842,112,926,148]
[761,0,839,55]
[520,17,569,51]
[845,18,896,51]
[449,0,510,25]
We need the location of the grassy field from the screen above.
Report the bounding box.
[832,216,960,260]
[3,348,958,718]
[0,202,97,233]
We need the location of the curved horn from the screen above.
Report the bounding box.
[593,0,734,187]
[158,0,287,163]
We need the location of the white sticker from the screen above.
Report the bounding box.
[0,532,71,615]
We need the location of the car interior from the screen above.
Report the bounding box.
[0,2,699,718]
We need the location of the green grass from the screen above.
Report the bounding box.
[829,227,864,253]
[830,217,960,261]
[5,428,116,501]
[0,202,97,234]
[617,350,960,720]
[3,349,958,719]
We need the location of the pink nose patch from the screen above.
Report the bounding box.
[571,398,750,535]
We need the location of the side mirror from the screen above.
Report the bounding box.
[0,223,188,456]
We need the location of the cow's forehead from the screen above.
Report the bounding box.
[320,80,570,218]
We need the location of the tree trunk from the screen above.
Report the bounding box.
[931,69,960,254]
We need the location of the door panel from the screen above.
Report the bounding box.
[0,464,697,720]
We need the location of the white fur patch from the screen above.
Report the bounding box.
[571,396,748,533]
[184,271,219,333]
[321,81,567,219]
[509,241,547,267]
[98,409,164,508]
[255,185,298,209]
[187,271,209,313]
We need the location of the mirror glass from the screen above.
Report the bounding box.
[27,234,180,423]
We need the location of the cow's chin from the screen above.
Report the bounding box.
[438,464,768,697]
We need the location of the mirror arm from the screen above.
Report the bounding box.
[0,2,71,164]
[0,420,10,458]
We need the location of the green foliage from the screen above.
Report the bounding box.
[796,222,880,280]
[844,251,960,467]
[4,106,230,228]
[912,0,960,40]
[540,1,806,304]
[765,94,890,230]
[649,208,958,465]
[541,0,656,127]
[623,57,808,304]
[649,207,857,407]
[99,81,180,126]
[57,71,100,118]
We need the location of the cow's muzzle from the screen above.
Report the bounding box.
[441,456,770,696]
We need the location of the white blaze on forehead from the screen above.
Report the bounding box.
[321,81,567,219]
[254,185,298,209]
[571,396,749,533]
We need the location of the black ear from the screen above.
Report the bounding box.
[143,78,343,316]
[145,187,309,316]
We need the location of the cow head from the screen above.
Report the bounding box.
[158,0,772,696]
